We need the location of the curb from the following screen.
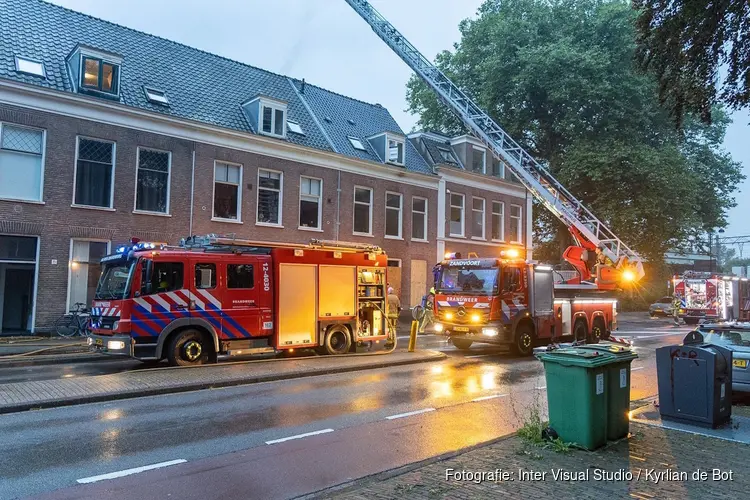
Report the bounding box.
[0,351,446,415]
[0,352,110,368]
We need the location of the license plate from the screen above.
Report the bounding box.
[454,326,470,332]
[733,359,747,369]
[654,309,662,312]
[95,339,103,347]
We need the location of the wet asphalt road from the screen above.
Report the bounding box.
[0,315,688,499]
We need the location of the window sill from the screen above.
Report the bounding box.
[510,241,524,245]
[298,226,324,232]
[211,217,243,224]
[384,235,403,240]
[491,239,506,243]
[448,234,465,239]
[133,210,172,218]
[353,232,374,238]
[0,197,45,205]
[411,239,429,244]
[71,204,115,212]
[258,130,287,140]
[471,237,487,241]
[256,222,284,229]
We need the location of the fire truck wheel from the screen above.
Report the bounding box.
[168,329,211,366]
[452,338,473,350]
[573,320,588,343]
[324,325,352,355]
[589,318,605,344]
[513,323,535,356]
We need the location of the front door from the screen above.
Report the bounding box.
[410,259,427,308]
[2,268,34,332]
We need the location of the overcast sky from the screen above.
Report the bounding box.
[50,0,750,239]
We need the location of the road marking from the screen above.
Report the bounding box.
[631,366,645,371]
[385,408,436,420]
[535,386,547,390]
[472,394,508,402]
[466,354,493,358]
[265,428,334,445]
[635,332,688,339]
[76,459,187,484]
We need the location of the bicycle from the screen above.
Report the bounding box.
[55,302,91,337]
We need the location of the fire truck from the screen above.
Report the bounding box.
[432,251,617,355]
[88,235,390,366]
[673,271,742,325]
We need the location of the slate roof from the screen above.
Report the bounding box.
[0,0,432,175]
[419,134,462,168]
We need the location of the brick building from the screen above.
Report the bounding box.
[0,0,530,333]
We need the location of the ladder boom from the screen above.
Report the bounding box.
[344,0,643,278]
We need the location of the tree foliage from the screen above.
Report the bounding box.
[405,0,744,262]
[633,0,750,127]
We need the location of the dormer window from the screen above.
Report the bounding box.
[388,138,405,165]
[261,104,286,137]
[15,56,45,78]
[367,132,406,166]
[241,96,288,139]
[82,57,118,94]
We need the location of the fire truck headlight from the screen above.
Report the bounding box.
[482,328,499,336]
[107,340,125,350]
[434,323,444,333]
[445,312,454,320]
[471,313,481,323]
[87,337,94,346]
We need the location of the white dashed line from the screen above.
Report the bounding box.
[385,408,436,420]
[77,459,187,484]
[265,428,334,445]
[631,366,645,371]
[472,394,508,402]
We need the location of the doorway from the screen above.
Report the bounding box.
[1,266,34,332]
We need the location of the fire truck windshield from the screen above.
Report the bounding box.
[95,261,135,300]
[437,266,498,295]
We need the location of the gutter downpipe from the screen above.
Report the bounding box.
[189,146,196,236]
[336,170,341,241]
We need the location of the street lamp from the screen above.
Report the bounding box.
[709,228,726,272]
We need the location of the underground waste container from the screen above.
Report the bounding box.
[536,348,610,450]
[576,344,638,440]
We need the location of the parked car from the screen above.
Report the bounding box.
[698,322,750,393]
[649,296,675,317]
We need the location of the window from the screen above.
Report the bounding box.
[74,138,114,208]
[502,267,521,293]
[510,204,523,243]
[68,240,108,310]
[287,120,304,135]
[195,263,216,289]
[135,148,170,214]
[353,186,373,235]
[299,176,322,229]
[385,192,403,238]
[81,57,118,95]
[388,138,405,165]
[150,262,184,293]
[472,147,486,174]
[348,136,367,151]
[492,157,505,178]
[228,264,254,289]
[438,147,455,163]
[261,104,286,137]
[15,56,45,77]
[491,201,505,241]
[257,169,282,225]
[213,161,241,220]
[144,87,169,105]
[411,197,427,241]
[449,193,465,237]
[0,123,44,202]
[0,235,37,261]
[472,197,485,239]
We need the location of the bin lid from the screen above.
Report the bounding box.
[576,344,638,362]
[535,348,618,368]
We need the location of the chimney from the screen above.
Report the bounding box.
[301,78,306,94]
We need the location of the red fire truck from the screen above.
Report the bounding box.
[432,251,617,356]
[673,271,739,325]
[88,235,390,366]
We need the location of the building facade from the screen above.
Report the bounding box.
[0,0,531,333]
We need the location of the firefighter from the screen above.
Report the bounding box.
[386,287,401,340]
[419,287,436,334]
[672,294,682,326]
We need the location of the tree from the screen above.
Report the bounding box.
[405,0,744,262]
[633,0,750,128]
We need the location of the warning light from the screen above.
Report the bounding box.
[622,269,635,282]
[444,252,462,260]
[501,249,520,258]
[471,313,481,323]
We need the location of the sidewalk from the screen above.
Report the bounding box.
[324,420,748,499]
[0,349,444,414]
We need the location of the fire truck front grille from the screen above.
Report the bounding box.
[438,308,490,324]
[91,316,117,330]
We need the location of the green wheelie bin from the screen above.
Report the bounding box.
[577,344,638,440]
[536,348,610,450]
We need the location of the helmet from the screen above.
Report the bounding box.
[429,287,436,295]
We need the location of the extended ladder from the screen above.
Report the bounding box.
[344,0,644,279]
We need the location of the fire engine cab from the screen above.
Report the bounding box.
[433,251,617,355]
[87,235,390,366]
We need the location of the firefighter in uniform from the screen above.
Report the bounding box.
[386,287,401,341]
[419,287,436,334]
[672,294,682,326]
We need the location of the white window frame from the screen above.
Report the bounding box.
[449,193,465,238]
[211,160,243,223]
[132,147,172,216]
[471,146,486,174]
[387,136,405,166]
[298,175,323,231]
[287,120,305,135]
[491,201,505,242]
[510,203,523,243]
[384,191,403,239]
[78,54,122,97]
[15,56,46,78]
[472,197,485,240]
[72,136,116,211]
[260,102,287,139]
[65,238,111,313]
[411,196,428,242]
[348,136,367,151]
[353,186,373,236]
[0,122,46,204]
[256,168,283,227]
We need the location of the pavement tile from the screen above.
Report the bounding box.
[328,423,749,499]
